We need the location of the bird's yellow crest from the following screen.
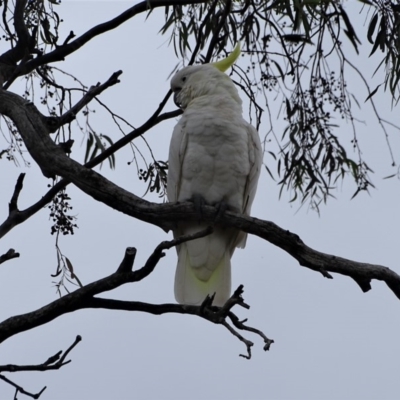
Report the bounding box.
[211,43,241,72]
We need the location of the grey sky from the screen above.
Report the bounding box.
[0,1,399,399]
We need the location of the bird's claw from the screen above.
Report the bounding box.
[190,193,206,221]
[214,200,228,223]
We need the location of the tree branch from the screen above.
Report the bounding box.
[8,173,25,213]
[87,286,272,359]
[0,230,272,360]
[0,249,20,265]
[3,0,209,87]
[0,335,81,372]
[1,89,399,301]
[0,228,212,344]
[0,0,31,81]
[44,70,123,133]
[199,285,274,359]
[0,374,46,399]
[0,89,181,239]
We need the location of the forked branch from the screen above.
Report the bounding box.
[0,335,82,373]
[199,285,274,359]
[0,374,46,399]
[44,70,123,133]
[0,335,81,399]
[0,228,213,344]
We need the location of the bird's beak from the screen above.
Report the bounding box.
[173,89,182,108]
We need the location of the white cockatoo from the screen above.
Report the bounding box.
[167,44,262,306]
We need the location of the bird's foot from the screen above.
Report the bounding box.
[214,200,228,223]
[190,193,206,221]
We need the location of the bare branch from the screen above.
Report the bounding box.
[8,173,25,213]
[0,374,46,399]
[200,285,274,359]
[221,320,254,359]
[141,226,213,273]
[44,71,123,133]
[3,0,210,87]
[0,229,212,344]
[228,313,274,352]
[0,91,180,239]
[116,247,137,273]
[0,249,20,265]
[0,179,66,239]
[86,285,273,360]
[222,211,400,299]
[0,335,82,372]
[0,0,30,66]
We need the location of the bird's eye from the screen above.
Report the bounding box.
[182,76,187,82]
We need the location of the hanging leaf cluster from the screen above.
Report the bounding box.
[159,0,398,208]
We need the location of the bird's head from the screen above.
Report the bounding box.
[171,44,242,109]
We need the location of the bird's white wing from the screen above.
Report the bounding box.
[235,122,262,249]
[243,122,263,216]
[167,120,188,203]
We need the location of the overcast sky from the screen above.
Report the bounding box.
[1,1,400,399]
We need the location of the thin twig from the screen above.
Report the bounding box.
[0,374,46,399]
[45,71,123,132]
[0,335,82,372]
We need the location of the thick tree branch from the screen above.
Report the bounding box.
[0,88,181,239]
[0,229,212,344]
[0,0,31,84]
[0,229,271,359]
[0,89,399,300]
[3,0,209,87]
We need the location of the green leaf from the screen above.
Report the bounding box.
[340,5,360,54]
[343,29,359,54]
[101,134,116,169]
[364,84,381,102]
[383,174,397,180]
[369,29,383,57]
[271,59,285,80]
[159,13,175,35]
[285,98,292,119]
[264,165,275,181]
[367,13,378,44]
[302,11,311,37]
[284,0,294,22]
[65,257,75,278]
[357,0,373,5]
[84,133,94,164]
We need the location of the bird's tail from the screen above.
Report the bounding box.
[175,238,231,306]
